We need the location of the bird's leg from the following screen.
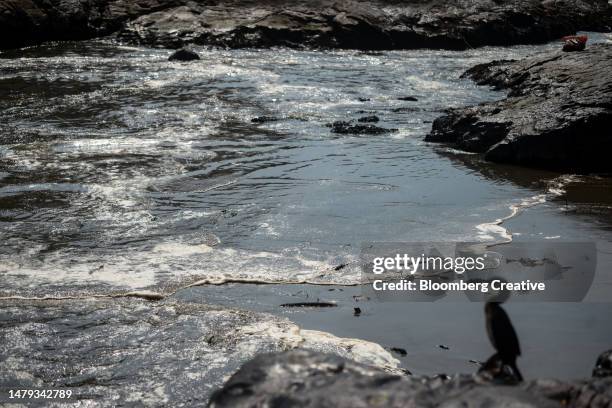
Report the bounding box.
[507,359,523,382]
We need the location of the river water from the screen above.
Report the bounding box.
[1,33,612,384]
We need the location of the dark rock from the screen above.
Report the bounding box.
[390,347,407,356]
[117,0,612,50]
[0,0,182,50]
[353,307,361,316]
[279,302,337,308]
[392,106,421,113]
[594,350,612,378]
[168,47,200,61]
[208,349,612,408]
[357,97,371,102]
[3,0,612,50]
[251,116,279,124]
[328,120,397,135]
[439,344,450,350]
[398,96,418,101]
[357,115,379,123]
[221,209,238,217]
[333,263,348,271]
[427,43,612,173]
[120,6,208,49]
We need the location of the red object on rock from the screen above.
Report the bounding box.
[562,35,588,52]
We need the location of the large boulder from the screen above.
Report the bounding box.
[2,0,611,50]
[426,43,612,173]
[208,349,612,408]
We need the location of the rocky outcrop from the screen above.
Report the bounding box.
[1,0,611,50]
[208,349,612,408]
[426,43,612,173]
[0,0,181,49]
[117,0,612,50]
[0,299,401,406]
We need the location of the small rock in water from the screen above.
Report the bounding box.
[390,347,407,356]
[398,96,418,101]
[469,359,483,366]
[357,115,380,123]
[392,106,420,113]
[353,307,361,316]
[221,209,238,217]
[439,344,450,350]
[168,48,200,61]
[120,291,165,301]
[280,302,337,308]
[333,263,348,271]
[357,97,371,102]
[251,116,279,124]
[327,120,397,135]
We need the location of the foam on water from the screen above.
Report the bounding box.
[0,241,362,297]
[476,175,580,244]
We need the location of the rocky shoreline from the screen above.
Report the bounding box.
[2,297,610,407]
[427,42,612,173]
[1,0,611,50]
[209,349,612,408]
[0,297,402,406]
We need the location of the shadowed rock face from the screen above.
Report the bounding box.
[427,43,612,173]
[1,0,611,50]
[208,349,612,408]
[0,0,181,49]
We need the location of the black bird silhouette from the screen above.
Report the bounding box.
[481,302,523,382]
